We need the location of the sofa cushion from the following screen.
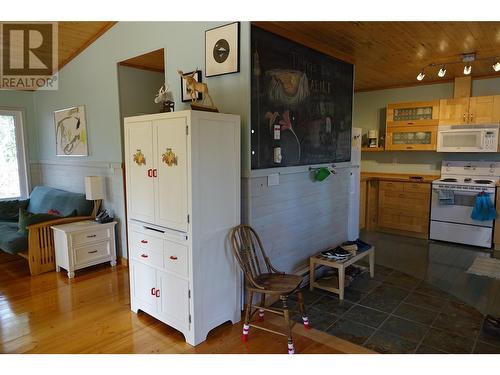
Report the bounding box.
[27,186,93,217]
[0,221,28,254]
[0,199,29,221]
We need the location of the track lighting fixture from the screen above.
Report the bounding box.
[416,52,500,82]
[438,65,447,77]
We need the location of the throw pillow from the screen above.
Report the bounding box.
[0,199,29,221]
[17,208,60,235]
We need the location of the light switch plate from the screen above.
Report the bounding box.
[268,173,279,186]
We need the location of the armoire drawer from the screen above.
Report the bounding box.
[129,229,163,253]
[130,244,164,268]
[74,241,111,265]
[164,240,189,278]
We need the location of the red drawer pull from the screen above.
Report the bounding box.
[169,256,178,260]
[150,288,155,295]
[153,169,158,178]
[140,254,148,258]
[155,289,160,298]
[140,240,148,244]
[147,169,152,177]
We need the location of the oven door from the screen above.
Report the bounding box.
[430,187,494,227]
[437,128,486,152]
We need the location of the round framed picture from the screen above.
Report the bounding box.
[205,22,240,77]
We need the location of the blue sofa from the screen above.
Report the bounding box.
[0,186,93,275]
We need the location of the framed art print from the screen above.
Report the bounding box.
[205,22,240,77]
[180,70,203,102]
[54,105,89,156]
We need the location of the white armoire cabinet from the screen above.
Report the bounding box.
[124,110,241,346]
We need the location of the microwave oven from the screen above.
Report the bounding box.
[437,124,499,152]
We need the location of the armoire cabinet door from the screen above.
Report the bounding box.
[154,117,188,232]
[130,261,158,314]
[126,121,156,223]
[157,270,190,329]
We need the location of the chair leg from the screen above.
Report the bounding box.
[281,295,294,354]
[297,291,311,329]
[242,290,253,342]
[258,294,265,321]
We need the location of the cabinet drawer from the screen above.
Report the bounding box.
[129,230,163,268]
[72,227,111,246]
[379,181,404,192]
[404,182,430,194]
[378,208,429,233]
[164,240,189,278]
[74,241,111,264]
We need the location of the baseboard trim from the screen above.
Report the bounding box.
[120,257,128,267]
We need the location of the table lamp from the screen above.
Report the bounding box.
[85,176,104,218]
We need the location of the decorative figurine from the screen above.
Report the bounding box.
[177,69,218,112]
[154,83,174,112]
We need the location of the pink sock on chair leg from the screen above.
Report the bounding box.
[242,324,250,341]
[287,340,295,354]
[258,309,265,321]
[302,316,311,329]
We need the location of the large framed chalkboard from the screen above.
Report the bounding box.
[251,26,354,169]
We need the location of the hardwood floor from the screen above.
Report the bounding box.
[0,252,371,354]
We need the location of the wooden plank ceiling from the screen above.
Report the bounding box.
[253,21,500,92]
[118,48,165,72]
[58,21,116,71]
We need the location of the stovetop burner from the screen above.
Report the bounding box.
[440,178,458,182]
[474,179,493,184]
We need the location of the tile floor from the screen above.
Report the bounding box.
[276,232,500,354]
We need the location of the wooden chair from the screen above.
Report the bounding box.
[230,225,310,354]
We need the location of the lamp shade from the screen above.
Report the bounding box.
[85,176,104,200]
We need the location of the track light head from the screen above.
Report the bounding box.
[438,65,447,78]
[464,64,472,75]
[417,70,426,81]
[493,61,500,72]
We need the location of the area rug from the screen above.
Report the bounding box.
[467,256,500,279]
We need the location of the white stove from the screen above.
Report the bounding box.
[430,161,499,248]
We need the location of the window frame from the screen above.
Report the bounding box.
[0,108,30,200]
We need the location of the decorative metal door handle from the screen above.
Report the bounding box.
[140,254,148,258]
[152,169,158,178]
[151,288,156,295]
[155,289,160,298]
[87,234,96,238]
[140,240,148,244]
[147,169,153,177]
[88,250,98,254]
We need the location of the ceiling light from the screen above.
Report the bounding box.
[416,70,426,81]
[438,65,447,77]
[463,64,472,75]
[493,61,500,72]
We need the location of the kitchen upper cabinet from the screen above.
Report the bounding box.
[386,100,440,127]
[438,97,470,125]
[385,125,437,151]
[439,96,499,125]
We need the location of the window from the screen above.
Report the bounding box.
[0,109,28,200]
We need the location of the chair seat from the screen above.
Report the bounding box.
[252,273,303,294]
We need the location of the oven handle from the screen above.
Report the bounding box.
[433,188,494,197]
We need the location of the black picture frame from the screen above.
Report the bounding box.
[180,70,203,102]
[205,22,240,77]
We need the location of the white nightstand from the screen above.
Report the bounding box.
[52,220,117,278]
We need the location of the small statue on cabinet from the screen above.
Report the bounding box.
[177,69,218,112]
[154,83,175,112]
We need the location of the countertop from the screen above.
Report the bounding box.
[361,172,439,184]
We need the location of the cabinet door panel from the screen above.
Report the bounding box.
[157,270,190,329]
[439,98,469,125]
[125,122,155,223]
[130,261,157,314]
[154,117,188,232]
[469,96,495,124]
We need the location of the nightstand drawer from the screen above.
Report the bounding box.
[74,241,111,264]
[164,240,188,278]
[72,227,111,245]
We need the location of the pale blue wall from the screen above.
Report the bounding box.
[355,77,500,174]
[32,21,251,166]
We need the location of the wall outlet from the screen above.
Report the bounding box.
[268,173,279,186]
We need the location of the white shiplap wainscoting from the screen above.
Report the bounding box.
[242,163,352,274]
[30,160,127,259]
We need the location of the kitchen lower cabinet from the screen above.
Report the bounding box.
[377,181,431,238]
